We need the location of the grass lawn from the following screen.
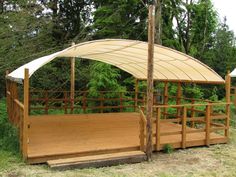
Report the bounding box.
[0,128,235,177]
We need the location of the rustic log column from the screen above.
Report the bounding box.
[146,3,155,161]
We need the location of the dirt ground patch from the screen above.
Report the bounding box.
[1,129,236,177]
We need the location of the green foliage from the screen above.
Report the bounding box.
[0,98,19,154]
[209,87,219,101]
[92,0,147,40]
[87,62,127,112]
[88,62,125,94]
[163,144,174,154]
[202,18,236,77]
[183,84,204,99]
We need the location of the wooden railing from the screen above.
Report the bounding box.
[152,102,230,150]
[29,90,148,115]
[6,84,25,154]
[6,81,24,127]
[139,107,146,152]
[29,89,221,115]
[7,92,24,127]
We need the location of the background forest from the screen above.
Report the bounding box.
[1,1,236,175]
[0,0,236,99]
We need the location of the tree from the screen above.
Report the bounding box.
[205,17,236,77]
[0,0,58,97]
[92,0,148,40]
[170,0,217,55]
[155,0,162,44]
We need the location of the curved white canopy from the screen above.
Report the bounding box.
[230,68,236,77]
[6,39,224,84]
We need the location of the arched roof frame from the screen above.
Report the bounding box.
[6,39,224,84]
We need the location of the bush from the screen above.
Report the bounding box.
[163,144,174,154]
[0,98,19,154]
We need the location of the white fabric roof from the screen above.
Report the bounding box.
[6,39,224,84]
[230,68,236,77]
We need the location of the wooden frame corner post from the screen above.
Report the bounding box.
[5,70,10,118]
[225,71,231,140]
[23,68,29,160]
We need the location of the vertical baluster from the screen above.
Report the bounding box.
[82,92,86,113]
[190,99,195,128]
[205,104,211,146]
[139,114,145,151]
[163,82,168,119]
[100,92,104,113]
[120,92,123,112]
[45,90,48,114]
[156,107,161,151]
[64,91,68,114]
[182,106,187,149]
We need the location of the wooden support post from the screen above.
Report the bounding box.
[120,92,123,112]
[143,94,146,108]
[190,99,195,128]
[23,68,29,160]
[140,113,145,152]
[64,91,68,114]
[82,92,86,113]
[45,90,48,114]
[70,42,75,113]
[5,70,9,96]
[146,3,155,161]
[5,70,10,119]
[100,92,104,113]
[156,107,161,151]
[176,82,182,118]
[205,104,211,146]
[11,80,19,125]
[234,88,236,107]
[163,82,168,119]
[225,71,231,139]
[182,106,187,149]
[134,79,139,111]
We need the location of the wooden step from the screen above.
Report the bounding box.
[47,151,146,170]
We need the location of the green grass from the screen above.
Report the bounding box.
[0,98,22,172]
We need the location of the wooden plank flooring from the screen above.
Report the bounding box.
[28,112,226,164]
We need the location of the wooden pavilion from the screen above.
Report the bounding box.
[5,39,232,168]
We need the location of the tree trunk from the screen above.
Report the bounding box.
[0,0,4,13]
[155,0,162,45]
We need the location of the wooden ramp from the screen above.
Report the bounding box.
[47,151,146,170]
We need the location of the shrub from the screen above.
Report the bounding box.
[163,144,174,154]
[0,98,19,154]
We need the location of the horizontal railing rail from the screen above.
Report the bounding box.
[140,101,230,151]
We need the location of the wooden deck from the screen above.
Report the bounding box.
[28,112,227,164]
